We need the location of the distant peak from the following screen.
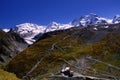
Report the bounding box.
[89,13,98,16]
[51,21,58,24]
[114,15,120,18]
[16,23,38,27]
[2,29,10,32]
[49,21,59,25]
[72,13,110,26]
[48,21,59,27]
[86,13,99,17]
[113,14,120,23]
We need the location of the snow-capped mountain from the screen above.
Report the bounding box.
[13,23,46,44]
[113,15,120,23]
[11,22,72,44]
[72,13,112,26]
[45,22,72,32]
[3,13,120,45]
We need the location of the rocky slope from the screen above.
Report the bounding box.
[0,29,28,64]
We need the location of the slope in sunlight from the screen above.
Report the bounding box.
[0,69,20,80]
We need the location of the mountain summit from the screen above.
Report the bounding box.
[13,23,46,44]
[113,15,120,23]
[45,21,72,32]
[12,22,72,44]
[72,13,112,26]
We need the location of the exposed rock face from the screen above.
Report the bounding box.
[0,29,28,63]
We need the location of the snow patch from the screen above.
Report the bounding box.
[93,27,98,30]
[3,29,10,32]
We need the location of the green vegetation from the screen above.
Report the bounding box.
[74,32,120,77]
[6,28,120,79]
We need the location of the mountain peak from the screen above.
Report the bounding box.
[113,15,120,23]
[48,21,59,28]
[45,21,72,32]
[87,13,99,17]
[3,28,10,32]
[50,21,59,25]
[72,13,111,26]
[2,13,120,45]
[80,13,99,19]
[14,23,46,34]
[16,23,43,29]
[13,23,46,44]
[114,14,120,17]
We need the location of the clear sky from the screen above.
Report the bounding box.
[0,0,120,29]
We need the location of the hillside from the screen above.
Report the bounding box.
[0,69,20,80]
[6,24,120,80]
[3,13,118,45]
[0,29,28,65]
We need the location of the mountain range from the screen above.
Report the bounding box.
[3,13,120,44]
[1,13,120,80]
[6,22,120,79]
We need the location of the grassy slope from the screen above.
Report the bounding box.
[6,28,120,79]
[7,30,83,78]
[0,69,19,80]
[74,31,120,77]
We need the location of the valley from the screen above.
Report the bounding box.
[1,14,120,80]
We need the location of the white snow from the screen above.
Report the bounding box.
[13,22,72,44]
[3,13,120,45]
[45,22,73,32]
[104,26,109,28]
[106,19,112,23]
[93,27,98,30]
[13,23,46,44]
[72,13,113,26]
[3,29,10,32]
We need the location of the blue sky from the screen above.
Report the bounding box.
[0,0,120,29]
